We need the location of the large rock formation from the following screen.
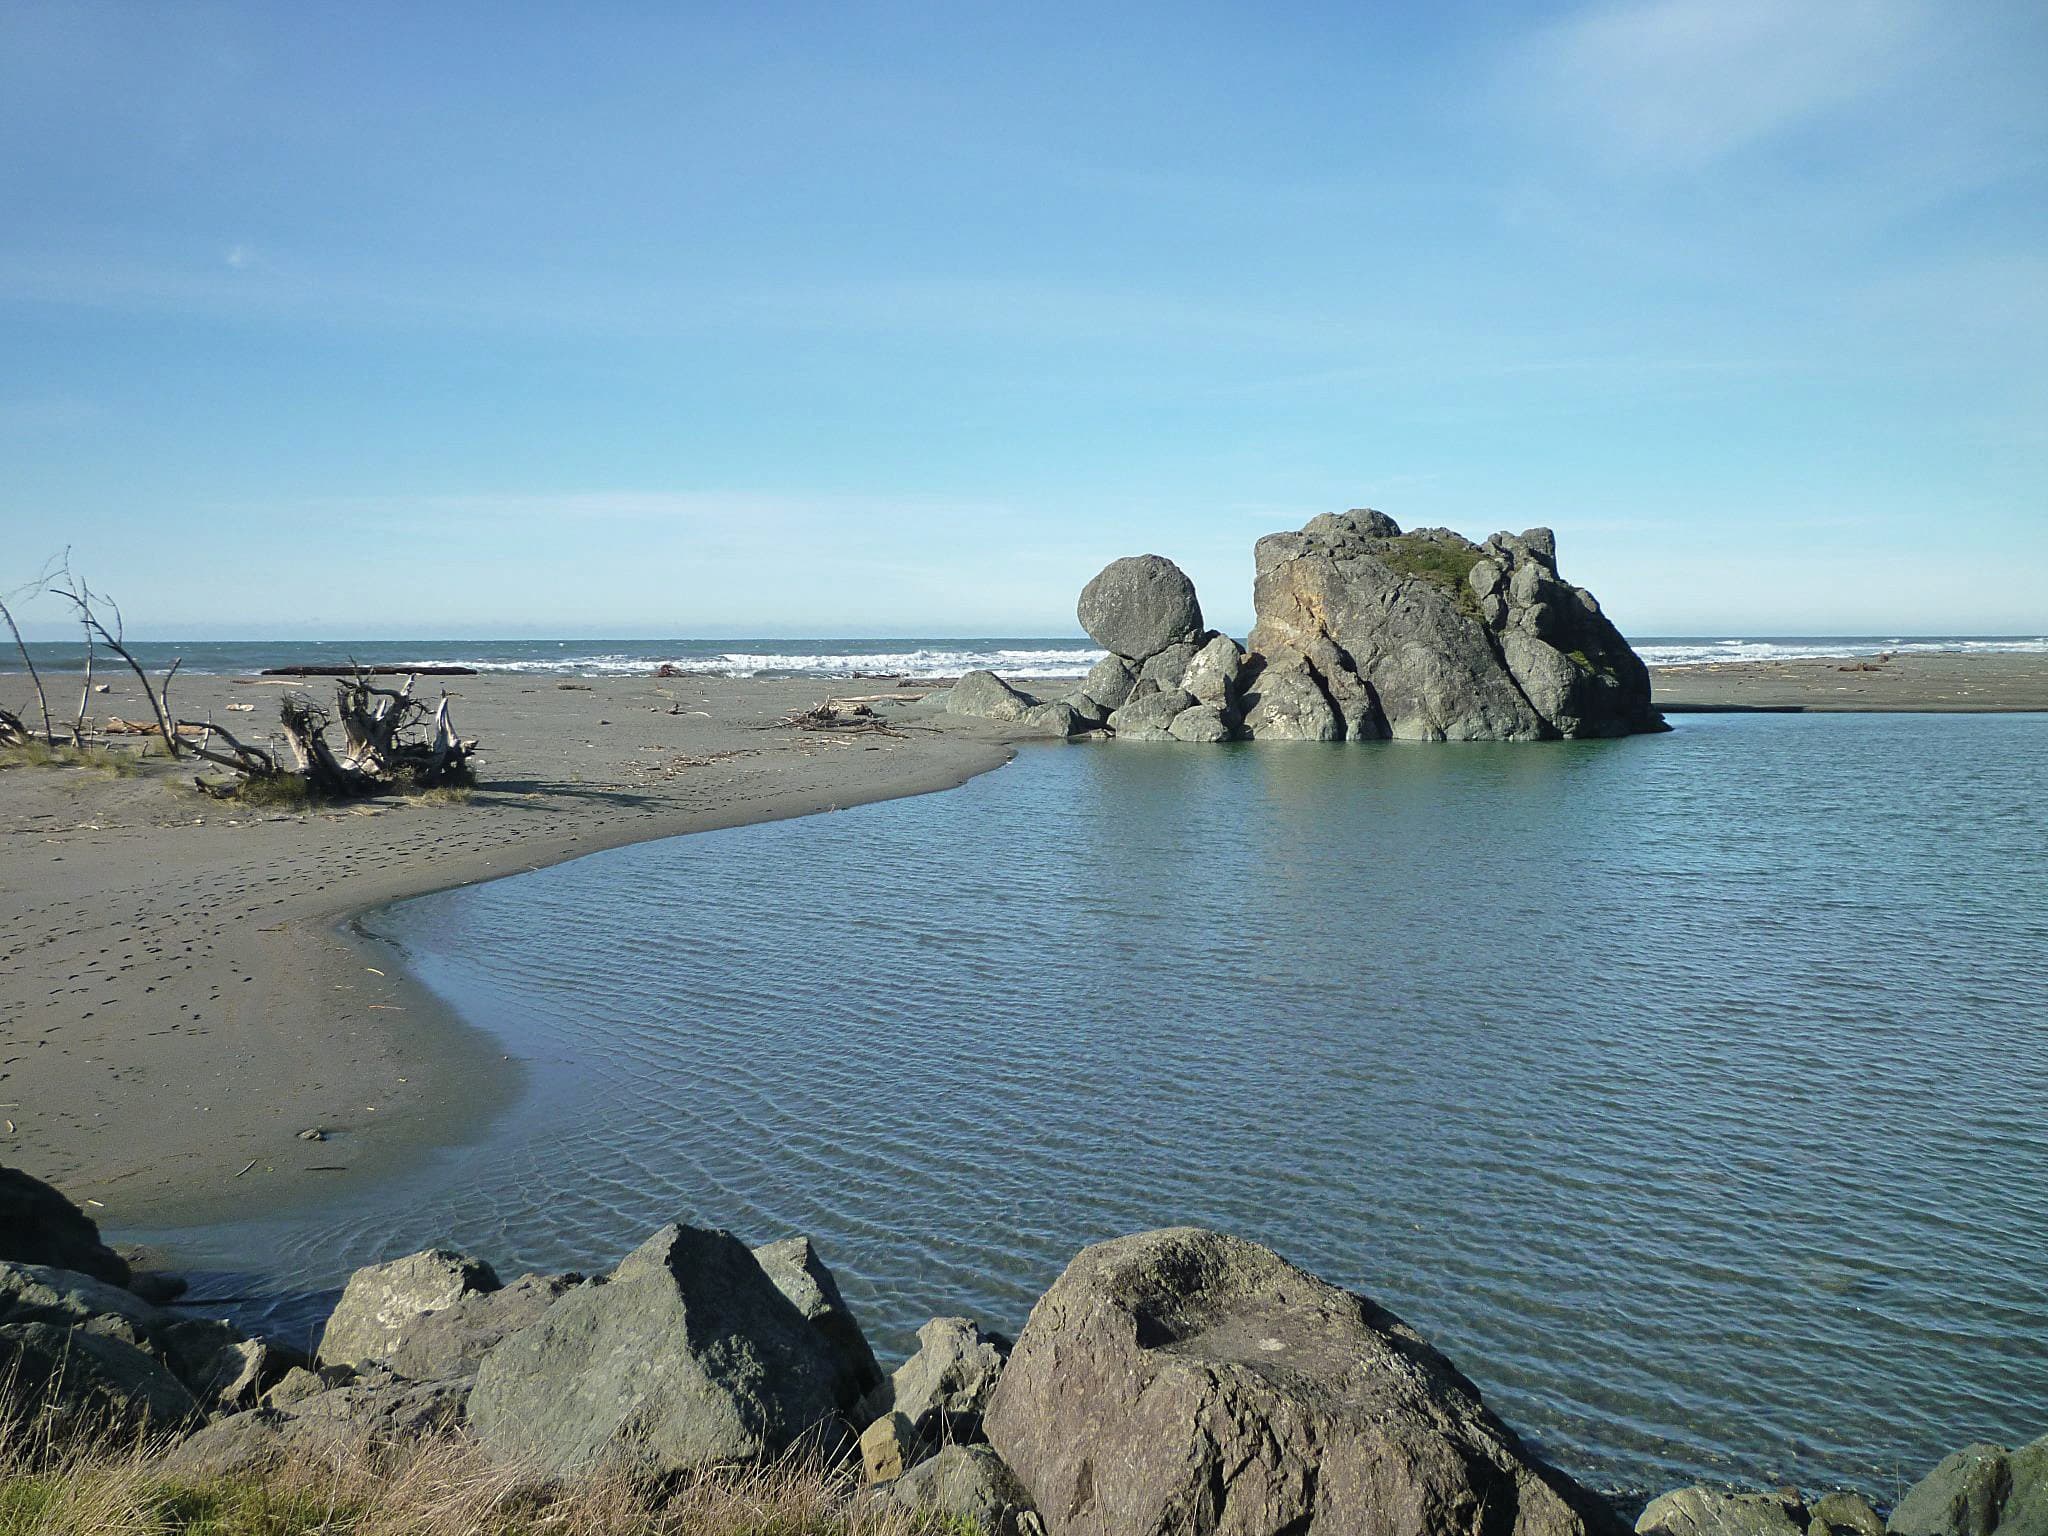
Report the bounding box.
[1247,510,1662,741]
[1069,511,1659,745]
[983,1226,1622,1536]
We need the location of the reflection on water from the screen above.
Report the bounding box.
[130,714,2048,1500]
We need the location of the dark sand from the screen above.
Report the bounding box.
[0,670,1012,1228]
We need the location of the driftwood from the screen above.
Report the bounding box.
[0,594,55,745]
[776,700,904,736]
[277,674,474,797]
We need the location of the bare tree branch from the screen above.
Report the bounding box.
[0,596,54,745]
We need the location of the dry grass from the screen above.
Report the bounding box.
[0,1420,967,1536]
[0,740,145,777]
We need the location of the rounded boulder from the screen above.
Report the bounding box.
[1077,556,1202,661]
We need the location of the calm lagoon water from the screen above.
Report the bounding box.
[143,714,2048,1500]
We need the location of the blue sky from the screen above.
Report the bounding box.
[3,0,2043,639]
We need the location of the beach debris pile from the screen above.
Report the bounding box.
[777,699,902,735]
[4,1160,2046,1535]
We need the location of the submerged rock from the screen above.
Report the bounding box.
[466,1223,850,1476]
[984,1226,1621,1536]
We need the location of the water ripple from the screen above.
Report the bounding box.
[135,713,2048,1501]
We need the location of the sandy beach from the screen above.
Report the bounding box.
[1653,650,2048,712]
[4,649,2041,1233]
[0,668,1015,1229]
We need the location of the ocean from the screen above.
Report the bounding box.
[127,711,2048,1502]
[15,633,2048,679]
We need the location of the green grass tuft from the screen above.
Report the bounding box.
[1375,534,1486,620]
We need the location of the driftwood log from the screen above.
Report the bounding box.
[276,674,473,797]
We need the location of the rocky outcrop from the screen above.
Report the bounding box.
[1072,509,1657,745]
[0,1164,131,1287]
[1247,510,1662,741]
[1077,556,1252,740]
[983,1226,1622,1536]
[465,1223,851,1475]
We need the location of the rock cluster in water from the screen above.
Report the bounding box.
[936,506,1665,742]
[5,1160,2042,1536]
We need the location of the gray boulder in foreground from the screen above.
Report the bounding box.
[0,1320,198,1433]
[382,1270,584,1382]
[983,1226,1622,1536]
[466,1223,850,1475]
[1078,555,1203,661]
[754,1234,884,1413]
[1635,1489,1808,1536]
[1888,1436,2048,1536]
[1248,510,1662,740]
[317,1248,502,1368]
[0,1165,131,1288]
[860,1314,1010,1452]
[1106,688,1195,741]
[877,1444,1042,1535]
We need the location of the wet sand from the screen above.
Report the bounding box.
[0,670,1012,1228]
[1654,650,2048,712]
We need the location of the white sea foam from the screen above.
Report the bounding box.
[398,645,1109,680]
[1637,637,2048,668]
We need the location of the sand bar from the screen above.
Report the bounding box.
[0,669,1011,1228]
[1653,650,2048,712]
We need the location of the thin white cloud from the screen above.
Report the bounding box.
[1511,0,1930,173]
